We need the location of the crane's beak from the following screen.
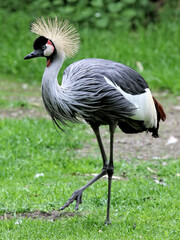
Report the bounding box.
[24,49,43,60]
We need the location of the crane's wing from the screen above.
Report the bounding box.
[61,58,157,130]
[90,58,148,95]
[64,58,148,93]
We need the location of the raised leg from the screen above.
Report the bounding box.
[105,123,117,224]
[60,124,108,211]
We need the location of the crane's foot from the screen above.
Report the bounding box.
[60,168,107,212]
[104,219,112,225]
[59,189,83,211]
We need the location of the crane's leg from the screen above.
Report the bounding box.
[104,123,117,225]
[60,124,108,211]
[91,123,108,169]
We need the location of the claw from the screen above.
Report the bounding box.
[79,194,83,204]
[59,190,83,211]
[75,193,83,210]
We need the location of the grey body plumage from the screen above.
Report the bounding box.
[42,57,159,136]
[24,17,166,224]
[42,57,140,128]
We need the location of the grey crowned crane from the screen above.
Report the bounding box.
[24,17,166,224]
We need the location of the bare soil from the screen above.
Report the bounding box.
[0,211,84,221]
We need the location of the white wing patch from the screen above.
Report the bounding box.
[104,76,157,128]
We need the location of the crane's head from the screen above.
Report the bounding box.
[24,17,80,67]
[24,36,57,67]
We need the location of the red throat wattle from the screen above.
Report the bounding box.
[47,58,51,67]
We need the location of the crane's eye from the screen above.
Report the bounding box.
[42,45,46,50]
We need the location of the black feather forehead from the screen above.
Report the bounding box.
[33,36,48,50]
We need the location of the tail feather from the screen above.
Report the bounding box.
[150,97,166,138]
[118,97,166,138]
[118,119,146,134]
[153,97,166,121]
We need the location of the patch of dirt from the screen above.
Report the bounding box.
[0,95,49,119]
[0,211,83,221]
[0,107,48,119]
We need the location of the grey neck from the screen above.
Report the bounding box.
[41,53,65,117]
[42,53,64,90]
[41,52,80,128]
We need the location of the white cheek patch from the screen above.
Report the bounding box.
[44,43,54,57]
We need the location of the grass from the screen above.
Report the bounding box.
[0,118,179,239]
[0,9,180,94]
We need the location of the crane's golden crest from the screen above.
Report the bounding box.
[31,17,80,58]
